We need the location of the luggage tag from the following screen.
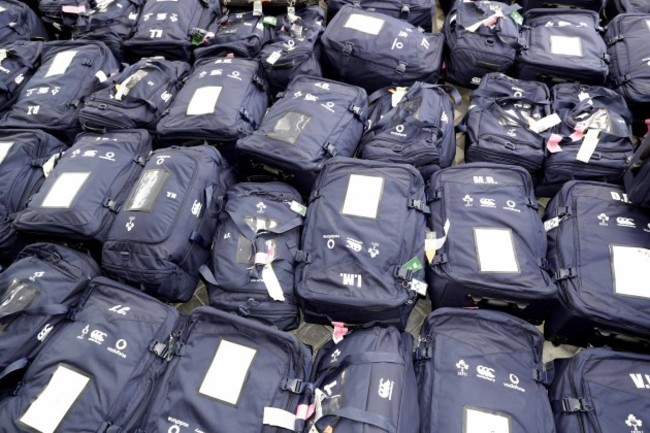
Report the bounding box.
[253,0,263,16]
[528,113,561,134]
[266,50,282,65]
[287,0,298,23]
[291,23,303,38]
[510,9,523,25]
[259,240,286,301]
[546,133,563,153]
[263,15,277,27]
[466,9,504,33]
[115,70,148,101]
[0,49,6,64]
[331,322,348,344]
[390,87,409,107]
[61,4,87,13]
[290,200,307,216]
[575,128,600,163]
[425,219,450,264]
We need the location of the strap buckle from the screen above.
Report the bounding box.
[554,267,576,281]
[281,378,309,394]
[394,266,413,282]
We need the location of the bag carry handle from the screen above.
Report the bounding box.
[467,295,529,312]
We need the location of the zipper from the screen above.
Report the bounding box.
[467,146,541,172]
[362,136,441,166]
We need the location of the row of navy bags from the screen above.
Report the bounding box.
[361,82,459,180]
[0,0,48,44]
[0,243,100,376]
[0,41,43,112]
[102,145,236,302]
[463,75,635,196]
[201,181,305,331]
[326,0,436,31]
[156,57,269,164]
[79,58,191,133]
[320,5,444,93]
[309,326,419,433]
[550,348,650,433]
[463,72,551,180]
[415,308,556,433]
[537,82,635,197]
[427,163,556,323]
[237,75,367,194]
[296,157,427,328]
[1,276,313,433]
[38,0,143,60]
[443,0,522,87]
[0,129,64,264]
[13,129,151,245]
[0,40,120,141]
[516,9,609,85]
[544,181,650,349]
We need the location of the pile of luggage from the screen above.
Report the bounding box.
[0,0,650,431]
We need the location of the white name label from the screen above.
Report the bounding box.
[41,172,91,208]
[187,86,222,116]
[550,35,583,57]
[612,245,650,299]
[464,407,511,433]
[343,13,384,35]
[45,50,78,77]
[474,228,520,273]
[0,141,15,166]
[19,365,90,433]
[199,340,257,405]
[341,174,384,219]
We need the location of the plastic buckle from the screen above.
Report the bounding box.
[394,266,413,281]
[294,250,311,263]
[396,62,407,75]
[149,340,168,359]
[561,397,592,413]
[408,199,430,214]
[282,378,305,394]
[554,268,576,281]
[348,104,361,116]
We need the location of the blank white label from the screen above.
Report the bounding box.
[19,365,90,433]
[464,407,511,433]
[646,19,650,32]
[550,36,583,57]
[187,86,222,116]
[343,13,384,35]
[199,340,257,405]
[611,245,650,299]
[0,141,15,166]
[341,174,384,219]
[474,228,520,273]
[45,51,78,77]
[41,172,90,208]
